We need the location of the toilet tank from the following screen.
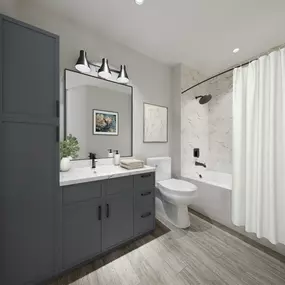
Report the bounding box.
[147,157,171,182]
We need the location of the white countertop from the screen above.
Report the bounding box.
[60,165,156,187]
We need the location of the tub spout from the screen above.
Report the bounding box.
[195,161,207,168]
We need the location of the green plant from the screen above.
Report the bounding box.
[60,134,80,159]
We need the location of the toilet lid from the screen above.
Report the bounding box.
[158,179,197,193]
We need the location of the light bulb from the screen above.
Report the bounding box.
[135,0,144,5]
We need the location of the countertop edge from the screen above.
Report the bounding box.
[60,167,155,187]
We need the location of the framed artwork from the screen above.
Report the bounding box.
[93,109,119,135]
[143,103,168,143]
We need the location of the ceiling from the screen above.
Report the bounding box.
[22,0,285,75]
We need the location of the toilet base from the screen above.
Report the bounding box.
[155,196,191,229]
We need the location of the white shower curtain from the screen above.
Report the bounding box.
[232,48,285,245]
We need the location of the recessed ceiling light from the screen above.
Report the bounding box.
[233,48,240,54]
[135,0,144,5]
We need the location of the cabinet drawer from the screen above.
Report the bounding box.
[107,176,133,195]
[135,188,154,209]
[134,210,155,236]
[134,172,155,190]
[63,182,102,205]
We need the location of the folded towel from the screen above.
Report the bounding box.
[120,165,144,170]
[120,158,144,167]
[120,162,144,170]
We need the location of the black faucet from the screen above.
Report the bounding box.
[195,161,207,168]
[89,153,96,169]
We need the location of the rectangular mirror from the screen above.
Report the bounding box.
[64,69,133,159]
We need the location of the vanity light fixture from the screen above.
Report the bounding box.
[75,50,91,73]
[117,65,129,84]
[98,58,112,79]
[135,0,144,5]
[74,51,130,84]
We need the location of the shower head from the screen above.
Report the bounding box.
[195,94,212,104]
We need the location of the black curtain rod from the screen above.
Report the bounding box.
[181,44,285,95]
[181,61,249,95]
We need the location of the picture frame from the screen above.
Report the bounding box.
[143,103,168,143]
[93,109,119,136]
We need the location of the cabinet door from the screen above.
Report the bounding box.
[0,15,60,285]
[1,122,60,285]
[62,199,102,269]
[1,15,59,118]
[102,189,134,251]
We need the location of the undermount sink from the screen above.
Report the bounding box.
[82,165,123,175]
[93,165,117,173]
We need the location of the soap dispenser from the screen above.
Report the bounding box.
[114,150,120,166]
[108,149,114,158]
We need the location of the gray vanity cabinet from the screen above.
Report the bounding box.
[102,177,134,250]
[61,173,155,272]
[62,182,103,269]
[0,15,60,285]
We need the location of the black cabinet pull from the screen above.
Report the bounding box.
[141,173,151,178]
[56,126,59,142]
[106,204,110,218]
[141,191,152,197]
[141,212,151,218]
[98,206,102,221]
[56,100,60,118]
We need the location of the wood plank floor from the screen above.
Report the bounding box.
[50,213,285,285]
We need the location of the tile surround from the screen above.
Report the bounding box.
[181,66,233,176]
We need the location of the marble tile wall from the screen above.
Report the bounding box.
[181,65,207,177]
[208,71,233,173]
[181,66,233,176]
[181,65,206,92]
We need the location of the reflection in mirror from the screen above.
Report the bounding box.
[64,70,133,159]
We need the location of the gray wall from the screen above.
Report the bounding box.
[16,2,172,161]
[170,65,182,178]
[67,85,132,158]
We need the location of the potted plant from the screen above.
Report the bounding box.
[60,134,80,172]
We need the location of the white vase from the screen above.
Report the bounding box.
[60,157,71,172]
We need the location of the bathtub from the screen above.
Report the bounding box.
[183,171,285,256]
[182,171,232,226]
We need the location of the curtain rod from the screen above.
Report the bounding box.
[181,44,285,95]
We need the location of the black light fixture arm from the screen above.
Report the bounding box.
[88,62,120,74]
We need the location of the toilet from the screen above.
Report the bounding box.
[147,157,197,228]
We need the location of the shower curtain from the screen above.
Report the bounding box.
[232,48,285,245]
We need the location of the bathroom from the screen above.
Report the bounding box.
[1,1,285,285]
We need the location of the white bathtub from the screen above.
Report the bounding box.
[183,171,285,255]
[182,171,232,226]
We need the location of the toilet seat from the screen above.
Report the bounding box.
[157,179,197,195]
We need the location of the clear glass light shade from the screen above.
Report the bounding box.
[98,58,112,79]
[75,50,91,73]
[117,65,129,84]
